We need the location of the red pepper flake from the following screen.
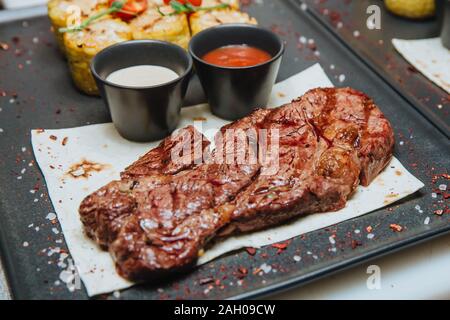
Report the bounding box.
[366,226,373,233]
[62,137,68,146]
[442,174,450,180]
[0,42,9,51]
[270,24,287,36]
[407,66,418,73]
[390,224,403,232]
[351,240,362,249]
[434,209,444,216]
[272,241,290,254]
[245,247,256,256]
[49,135,57,141]
[308,42,317,51]
[271,242,289,250]
[236,267,248,279]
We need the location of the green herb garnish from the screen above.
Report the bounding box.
[59,1,125,33]
[158,0,230,16]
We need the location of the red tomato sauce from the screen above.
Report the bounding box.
[202,45,272,68]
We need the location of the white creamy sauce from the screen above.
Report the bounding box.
[106,65,179,87]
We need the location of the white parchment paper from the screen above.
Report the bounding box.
[31,64,424,296]
[392,38,450,94]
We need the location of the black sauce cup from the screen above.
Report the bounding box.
[91,40,192,142]
[189,24,284,120]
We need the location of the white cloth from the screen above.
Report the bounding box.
[31,64,424,296]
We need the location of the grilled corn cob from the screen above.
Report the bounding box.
[129,6,191,49]
[189,8,257,35]
[64,16,132,95]
[47,0,108,53]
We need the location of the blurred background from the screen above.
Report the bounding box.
[1,0,46,10]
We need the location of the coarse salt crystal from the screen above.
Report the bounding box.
[113,291,121,299]
[338,74,346,82]
[293,255,301,262]
[354,229,361,234]
[300,3,307,10]
[353,30,360,37]
[21,168,26,174]
[329,236,336,244]
[431,193,437,198]
[47,247,61,256]
[337,22,343,29]
[424,217,431,225]
[23,241,29,247]
[260,263,272,274]
[46,212,57,221]
[439,184,447,191]
[299,36,307,44]
[367,233,375,239]
[21,147,26,152]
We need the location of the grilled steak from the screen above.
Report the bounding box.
[79,88,394,281]
[79,125,210,248]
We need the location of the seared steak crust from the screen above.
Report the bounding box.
[79,88,394,281]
